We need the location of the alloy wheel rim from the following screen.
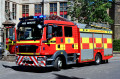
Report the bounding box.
[58,59,62,68]
[96,56,100,64]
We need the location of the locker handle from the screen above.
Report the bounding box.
[58,45,60,48]
[72,44,74,48]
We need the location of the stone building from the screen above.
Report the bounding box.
[114,0,120,39]
[0,0,68,44]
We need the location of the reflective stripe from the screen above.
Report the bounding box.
[89,43,93,49]
[16,56,46,67]
[17,53,40,55]
[107,38,112,43]
[74,43,78,49]
[104,44,107,49]
[79,29,112,34]
[82,38,89,43]
[45,38,56,44]
[104,38,112,49]
[31,56,39,67]
[16,41,40,44]
[95,38,102,43]
[56,44,65,50]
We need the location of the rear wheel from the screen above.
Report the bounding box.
[54,57,62,71]
[95,54,101,65]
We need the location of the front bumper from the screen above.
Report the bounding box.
[16,55,46,67]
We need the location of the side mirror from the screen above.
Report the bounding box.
[9,36,13,40]
[47,26,52,39]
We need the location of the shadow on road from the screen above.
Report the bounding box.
[2,64,53,73]
[62,62,96,69]
[2,62,109,73]
[53,74,84,79]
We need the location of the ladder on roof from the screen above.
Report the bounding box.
[45,14,69,21]
[88,22,110,29]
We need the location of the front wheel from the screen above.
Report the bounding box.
[0,55,2,60]
[54,57,62,71]
[95,54,101,65]
[102,59,108,64]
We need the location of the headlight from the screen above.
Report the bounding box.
[37,57,44,61]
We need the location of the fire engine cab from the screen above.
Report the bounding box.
[16,15,113,70]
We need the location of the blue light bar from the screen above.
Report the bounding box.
[19,15,46,20]
[39,15,43,18]
[39,15,46,18]
[109,0,112,2]
[34,16,38,18]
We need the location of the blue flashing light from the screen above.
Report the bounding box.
[39,15,46,18]
[109,0,112,2]
[39,15,44,18]
[34,16,38,18]
[33,15,46,19]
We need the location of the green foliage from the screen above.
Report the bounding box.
[113,39,120,51]
[67,0,114,24]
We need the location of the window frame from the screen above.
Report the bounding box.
[35,4,42,16]
[60,2,67,18]
[12,3,17,20]
[5,1,10,17]
[50,3,57,14]
[22,5,29,17]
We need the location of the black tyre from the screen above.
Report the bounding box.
[102,59,108,64]
[54,57,62,71]
[105,59,108,63]
[0,53,2,60]
[0,55,2,60]
[101,60,105,64]
[95,54,101,65]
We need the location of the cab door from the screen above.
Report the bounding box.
[53,26,65,51]
[43,25,65,55]
[64,26,75,53]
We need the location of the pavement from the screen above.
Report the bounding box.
[0,55,119,79]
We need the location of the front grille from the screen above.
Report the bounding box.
[19,45,38,52]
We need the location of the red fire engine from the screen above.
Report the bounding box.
[6,26,16,54]
[16,15,113,70]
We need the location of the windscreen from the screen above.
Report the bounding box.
[17,24,43,40]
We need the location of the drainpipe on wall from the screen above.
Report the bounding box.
[42,0,44,15]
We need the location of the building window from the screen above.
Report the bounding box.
[35,4,42,16]
[22,5,29,17]
[50,3,57,15]
[60,2,67,18]
[5,1,10,17]
[12,3,17,19]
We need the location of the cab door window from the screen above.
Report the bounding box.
[64,27,72,37]
[52,26,62,37]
